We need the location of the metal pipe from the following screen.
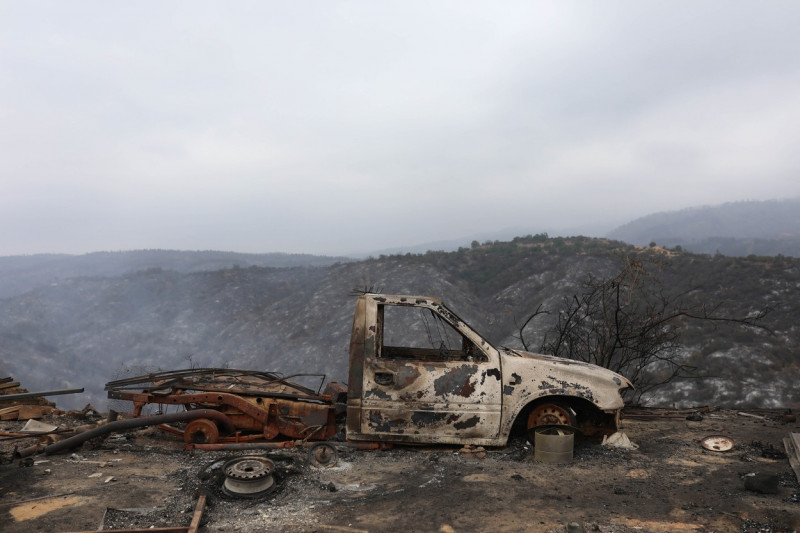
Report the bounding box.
[186,440,392,452]
[44,409,235,455]
[65,506,192,533]
[187,441,299,451]
[13,442,44,459]
[0,388,84,402]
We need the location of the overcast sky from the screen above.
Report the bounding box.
[2,1,799,256]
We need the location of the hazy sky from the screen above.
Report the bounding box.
[2,1,799,256]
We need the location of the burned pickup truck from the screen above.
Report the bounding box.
[107,293,631,446]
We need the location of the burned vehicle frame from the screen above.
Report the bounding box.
[105,294,631,448]
[105,368,346,444]
[345,294,631,446]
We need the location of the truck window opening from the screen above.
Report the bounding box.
[378,304,485,362]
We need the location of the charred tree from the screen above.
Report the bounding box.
[518,254,771,405]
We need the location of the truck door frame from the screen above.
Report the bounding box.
[354,295,503,445]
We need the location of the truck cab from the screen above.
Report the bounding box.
[345,293,630,446]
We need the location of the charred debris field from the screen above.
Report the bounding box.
[0,406,799,532]
[0,237,799,411]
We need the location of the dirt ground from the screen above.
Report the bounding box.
[1,409,798,533]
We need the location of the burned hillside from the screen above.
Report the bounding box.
[0,237,798,411]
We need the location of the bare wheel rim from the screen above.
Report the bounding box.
[527,403,576,429]
[222,456,276,498]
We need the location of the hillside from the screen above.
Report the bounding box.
[607,198,800,257]
[0,236,798,410]
[0,249,353,299]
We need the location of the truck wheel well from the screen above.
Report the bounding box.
[514,396,615,438]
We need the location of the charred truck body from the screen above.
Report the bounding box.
[346,294,630,446]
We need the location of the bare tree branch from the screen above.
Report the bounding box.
[513,303,548,351]
[517,254,772,405]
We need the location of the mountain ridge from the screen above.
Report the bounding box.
[607,198,800,256]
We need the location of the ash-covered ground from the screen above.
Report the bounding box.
[1,409,798,533]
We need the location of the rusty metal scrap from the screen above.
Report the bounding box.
[186,439,391,452]
[105,368,344,444]
[307,442,339,467]
[105,368,325,397]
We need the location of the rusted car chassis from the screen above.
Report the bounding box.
[105,368,345,444]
